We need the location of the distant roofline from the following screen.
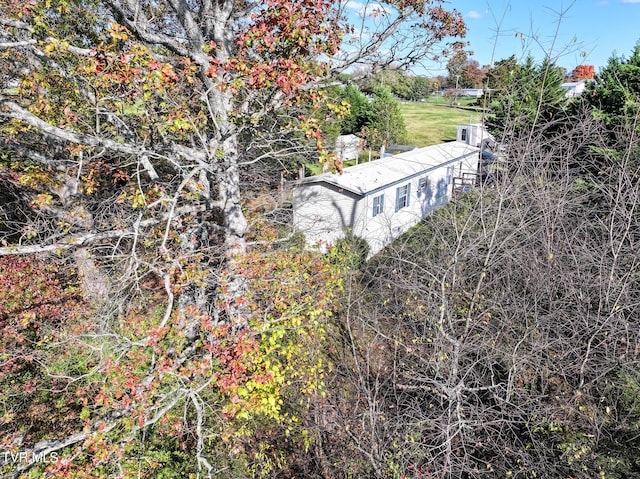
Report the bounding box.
[561,79,590,87]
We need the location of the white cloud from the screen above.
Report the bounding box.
[621,0,640,3]
[466,10,483,19]
[345,1,365,10]
[346,0,391,17]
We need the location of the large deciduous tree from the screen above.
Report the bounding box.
[0,0,466,476]
[461,59,486,88]
[445,49,467,88]
[446,52,484,89]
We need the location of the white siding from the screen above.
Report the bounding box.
[293,183,364,251]
[356,161,457,256]
[357,181,425,256]
[560,80,587,98]
[457,124,494,148]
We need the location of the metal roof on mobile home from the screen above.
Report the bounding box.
[295,141,479,196]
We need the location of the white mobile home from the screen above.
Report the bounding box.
[460,88,484,97]
[292,141,480,257]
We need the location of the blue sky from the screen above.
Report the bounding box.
[450,0,640,76]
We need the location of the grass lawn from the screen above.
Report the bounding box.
[306,97,485,175]
[400,98,485,147]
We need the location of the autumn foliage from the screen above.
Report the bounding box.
[0,256,89,445]
[0,0,470,476]
[571,64,595,80]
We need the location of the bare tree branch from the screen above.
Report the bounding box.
[0,204,212,256]
[0,98,161,180]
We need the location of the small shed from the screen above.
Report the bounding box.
[335,134,363,162]
[292,141,480,257]
[456,124,495,148]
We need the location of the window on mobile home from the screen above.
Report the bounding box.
[372,194,384,217]
[395,184,410,211]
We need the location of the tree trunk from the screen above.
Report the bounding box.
[73,247,110,304]
[218,134,250,327]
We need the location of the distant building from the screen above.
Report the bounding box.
[560,80,587,98]
[460,88,484,98]
[444,88,484,98]
[292,141,480,257]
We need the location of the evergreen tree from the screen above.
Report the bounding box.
[484,55,519,101]
[587,43,640,129]
[367,86,408,148]
[340,84,371,135]
[487,56,567,138]
[408,75,434,100]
